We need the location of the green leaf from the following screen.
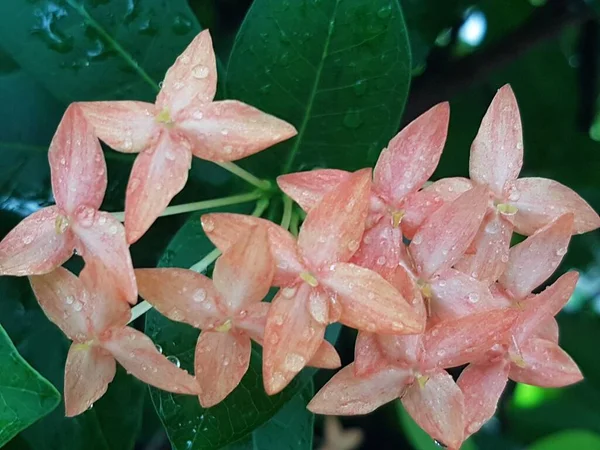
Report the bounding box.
[529,430,600,450]
[147,208,337,449]
[0,324,60,446]
[0,276,145,450]
[395,401,477,450]
[226,0,411,176]
[226,381,314,450]
[0,0,201,102]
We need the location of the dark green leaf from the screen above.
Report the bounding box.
[0,324,60,446]
[0,0,201,103]
[0,276,145,450]
[226,0,411,176]
[528,430,600,450]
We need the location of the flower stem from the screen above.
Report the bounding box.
[214,162,272,191]
[289,209,300,236]
[128,301,154,323]
[111,191,263,222]
[190,248,222,274]
[280,195,293,230]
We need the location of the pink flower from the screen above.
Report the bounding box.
[201,170,424,394]
[135,227,340,407]
[277,102,450,278]
[0,104,137,304]
[78,30,297,244]
[308,308,518,449]
[29,265,200,417]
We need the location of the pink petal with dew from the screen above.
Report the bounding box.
[349,218,403,280]
[423,177,473,203]
[212,226,274,314]
[401,370,465,449]
[195,330,251,407]
[354,332,388,376]
[277,169,350,212]
[298,169,371,269]
[135,268,224,329]
[409,185,488,279]
[29,267,91,341]
[0,206,73,276]
[374,102,449,203]
[388,264,427,325]
[308,363,409,415]
[321,262,424,334]
[454,212,512,285]
[469,85,523,197]
[74,211,137,304]
[49,104,107,214]
[78,101,157,153]
[235,301,270,344]
[512,177,600,235]
[202,213,304,286]
[509,337,583,387]
[262,284,326,395]
[422,308,518,369]
[536,316,559,343]
[179,100,297,162]
[512,271,578,343]
[124,130,192,244]
[400,189,446,239]
[429,268,501,321]
[103,327,200,395]
[379,334,423,368]
[64,344,116,417]
[457,360,509,437]
[499,214,573,299]
[308,340,342,369]
[157,29,217,115]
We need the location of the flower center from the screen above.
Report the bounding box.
[391,210,405,228]
[416,374,430,388]
[72,340,94,351]
[55,214,70,234]
[496,202,518,216]
[300,271,319,287]
[155,108,173,126]
[215,319,232,333]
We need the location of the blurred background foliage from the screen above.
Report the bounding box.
[1,0,600,449]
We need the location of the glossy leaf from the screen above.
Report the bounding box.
[226,0,412,176]
[0,324,60,446]
[528,430,600,450]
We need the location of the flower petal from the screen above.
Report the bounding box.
[74,211,137,304]
[49,104,107,214]
[457,360,509,437]
[202,213,303,286]
[429,268,503,321]
[0,206,73,276]
[308,363,408,415]
[64,344,116,417]
[178,100,297,162]
[321,263,424,334]
[401,370,464,449]
[512,177,600,235]
[454,212,513,285]
[157,30,217,115]
[308,340,342,369]
[469,85,523,197]
[103,327,200,395]
[277,169,350,212]
[29,267,91,341]
[263,284,326,395]
[78,101,157,153]
[195,330,251,407]
[374,102,449,203]
[135,268,223,329]
[422,308,518,369]
[409,185,489,279]
[423,177,473,203]
[354,332,388,376]
[124,131,192,243]
[509,338,583,387]
[379,334,423,368]
[298,169,371,269]
[349,219,403,280]
[235,301,270,344]
[400,189,446,239]
[499,214,573,299]
[212,225,274,313]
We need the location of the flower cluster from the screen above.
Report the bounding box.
[1,28,599,449]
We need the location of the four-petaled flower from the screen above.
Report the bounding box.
[201,169,424,394]
[78,30,297,244]
[29,265,200,416]
[0,104,137,304]
[135,227,340,406]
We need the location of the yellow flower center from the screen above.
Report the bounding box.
[300,272,319,287]
[391,210,405,228]
[215,319,232,332]
[155,108,173,125]
[496,203,518,215]
[55,215,70,234]
[417,374,430,388]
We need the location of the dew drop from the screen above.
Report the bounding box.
[22,235,34,245]
[123,138,133,151]
[155,344,163,354]
[65,296,74,305]
[348,240,360,252]
[284,353,306,371]
[167,355,181,368]
[202,218,215,232]
[556,247,567,256]
[468,293,480,303]
[73,301,83,312]
[412,235,423,245]
[223,145,233,154]
[193,288,207,303]
[376,256,387,266]
[192,64,209,79]
[192,110,204,120]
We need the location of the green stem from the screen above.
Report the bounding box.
[280,195,293,230]
[214,162,272,191]
[111,191,263,222]
[289,209,300,236]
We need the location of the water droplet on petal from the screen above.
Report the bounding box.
[73,301,83,312]
[22,235,34,245]
[193,288,207,303]
[468,293,480,303]
[284,353,306,371]
[192,64,210,79]
[167,355,181,367]
[556,247,567,256]
[376,256,387,266]
[202,218,215,232]
[412,235,423,245]
[65,296,74,305]
[155,344,163,354]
